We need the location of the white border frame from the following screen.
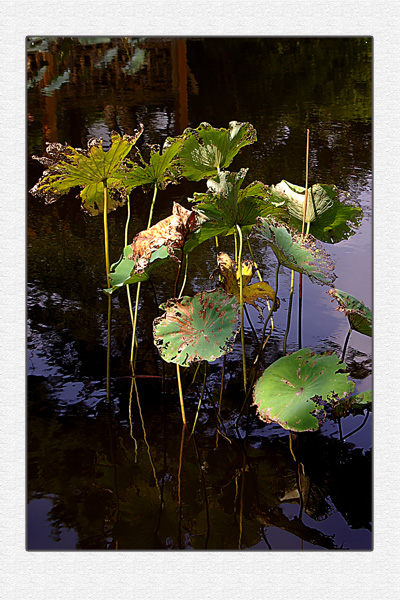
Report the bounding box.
[2,1,400,598]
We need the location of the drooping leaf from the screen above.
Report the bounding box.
[217,252,279,318]
[251,217,336,286]
[328,289,372,336]
[252,349,355,432]
[153,288,240,367]
[180,121,257,181]
[104,244,170,294]
[30,128,143,215]
[269,180,363,243]
[115,136,185,191]
[104,202,202,294]
[185,169,283,251]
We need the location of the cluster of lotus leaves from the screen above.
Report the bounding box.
[251,217,336,286]
[252,348,356,432]
[153,288,240,367]
[328,289,372,337]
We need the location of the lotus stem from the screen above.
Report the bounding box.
[176,363,187,427]
[342,409,370,441]
[298,273,303,349]
[341,326,353,362]
[130,185,159,362]
[301,129,310,239]
[106,293,111,403]
[246,236,275,335]
[190,362,207,436]
[178,253,189,298]
[236,224,247,392]
[103,179,111,288]
[283,269,295,355]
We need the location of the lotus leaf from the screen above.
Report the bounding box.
[185,169,283,251]
[251,217,336,286]
[180,121,257,181]
[217,252,279,318]
[328,289,372,337]
[153,288,240,367]
[269,180,362,244]
[252,349,355,432]
[30,129,143,215]
[104,202,202,293]
[115,136,184,191]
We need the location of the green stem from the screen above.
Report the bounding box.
[247,236,275,332]
[178,253,189,298]
[236,224,247,392]
[176,363,187,427]
[283,269,295,355]
[130,185,159,362]
[103,179,110,288]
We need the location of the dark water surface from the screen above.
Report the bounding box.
[27,37,372,550]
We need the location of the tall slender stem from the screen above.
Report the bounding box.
[130,185,159,362]
[283,269,295,355]
[247,236,275,334]
[236,224,247,392]
[103,179,110,288]
[176,363,187,427]
[301,129,310,239]
[178,253,189,298]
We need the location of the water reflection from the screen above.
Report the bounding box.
[27,37,372,550]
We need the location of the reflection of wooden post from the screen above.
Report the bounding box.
[40,50,58,143]
[171,39,188,133]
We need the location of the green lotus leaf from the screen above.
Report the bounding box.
[252,348,355,432]
[153,288,240,367]
[30,128,143,215]
[185,169,283,251]
[104,244,169,294]
[251,217,336,286]
[328,289,372,336]
[179,121,257,181]
[269,180,363,244]
[331,389,372,418]
[115,136,184,191]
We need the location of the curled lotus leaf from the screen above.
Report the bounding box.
[185,169,283,250]
[30,128,143,215]
[217,252,280,319]
[153,288,240,367]
[180,121,257,181]
[104,202,202,294]
[328,289,372,337]
[252,348,355,432]
[251,217,336,286]
[269,180,363,244]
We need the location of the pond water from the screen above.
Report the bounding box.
[27,37,372,550]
